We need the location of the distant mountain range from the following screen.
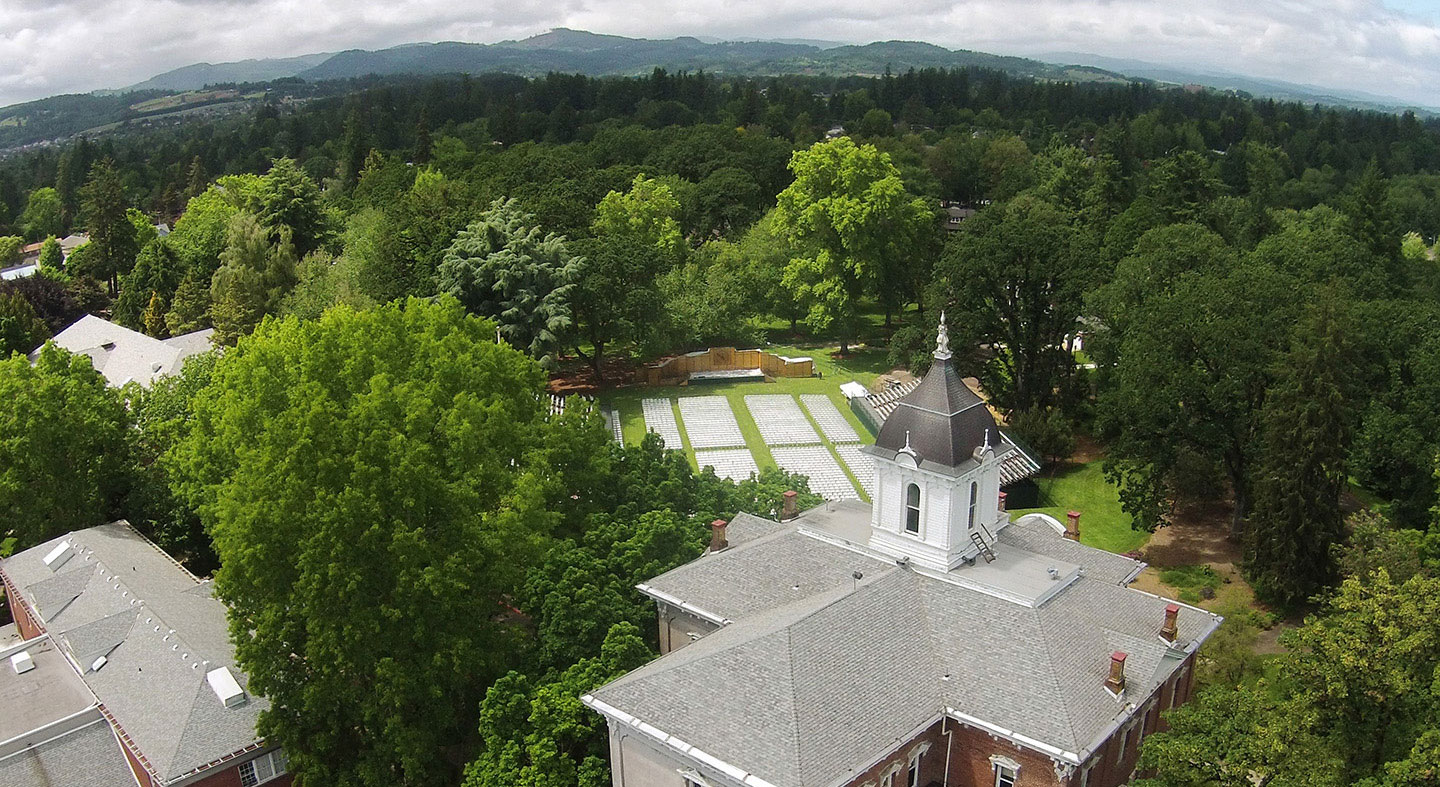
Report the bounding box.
[114,29,1434,115]
[2,29,1433,153]
[124,29,1085,88]
[1038,52,1437,116]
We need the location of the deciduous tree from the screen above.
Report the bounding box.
[0,345,132,549]
[772,138,933,353]
[170,297,574,787]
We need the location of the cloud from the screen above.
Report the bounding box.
[0,0,1437,109]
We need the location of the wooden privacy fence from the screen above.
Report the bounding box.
[636,347,814,386]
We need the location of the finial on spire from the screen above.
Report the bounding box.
[934,311,952,362]
[900,430,915,456]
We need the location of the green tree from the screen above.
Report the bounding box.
[165,270,211,335]
[279,250,375,320]
[19,188,63,241]
[1244,295,1360,609]
[114,239,183,331]
[438,198,579,368]
[170,297,577,787]
[125,351,218,570]
[772,137,933,353]
[568,234,667,377]
[462,622,652,787]
[255,157,329,258]
[591,173,685,264]
[168,180,249,280]
[36,237,63,272]
[1101,258,1295,534]
[209,214,298,345]
[0,235,22,266]
[75,160,140,294]
[0,290,50,357]
[0,345,132,549]
[932,195,1098,412]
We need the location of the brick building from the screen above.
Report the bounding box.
[583,319,1220,787]
[1,521,290,787]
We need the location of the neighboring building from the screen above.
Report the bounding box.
[39,314,214,388]
[0,262,38,281]
[940,200,986,232]
[584,319,1220,787]
[0,521,291,787]
[59,233,90,258]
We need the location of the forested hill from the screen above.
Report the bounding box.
[293,31,1072,83]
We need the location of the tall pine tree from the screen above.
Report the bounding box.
[1244,292,1360,609]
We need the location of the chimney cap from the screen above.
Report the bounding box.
[1165,602,1180,614]
[1067,510,1082,519]
[710,519,728,529]
[1111,651,1127,662]
[783,490,798,499]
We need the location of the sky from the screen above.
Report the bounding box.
[1,0,1439,109]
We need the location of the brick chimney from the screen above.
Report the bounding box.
[1160,603,1180,643]
[998,491,1008,513]
[709,519,729,552]
[1064,510,1081,541]
[781,490,798,521]
[1106,651,1127,694]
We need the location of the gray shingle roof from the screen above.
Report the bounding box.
[591,511,1219,787]
[1,522,267,784]
[0,719,136,787]
[38,315,213,388]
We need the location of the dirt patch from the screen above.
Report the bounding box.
[1070,435,1105,465]
[1143,496,1241,569]
[549,355,639,395]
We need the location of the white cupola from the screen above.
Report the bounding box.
[860,314,1010,571]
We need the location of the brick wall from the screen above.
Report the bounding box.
[1,569,44,640]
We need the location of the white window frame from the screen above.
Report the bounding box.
[967,480,978,528]
[906,752,922,787]
[881,761,903,787]
[990,755,1020,787]
[904,483,922,535]
[238,750,287,786]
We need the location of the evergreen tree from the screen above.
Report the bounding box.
[209,214,297,345]
[114,239,182,329]
[1244,294,1360,609]
[164,270,211,336]
[438,198,580,368]
[0,290,49,357]
[142,292,168,338]
[77,159,140,295]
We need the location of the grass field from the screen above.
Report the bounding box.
[1011,460,1150,554]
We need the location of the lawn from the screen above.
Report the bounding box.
[1011,460,1150,554]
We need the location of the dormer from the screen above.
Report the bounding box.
[861,315,1012,571]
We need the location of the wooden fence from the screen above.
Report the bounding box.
[636,347,814,386]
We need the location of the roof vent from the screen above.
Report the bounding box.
[91,655,108,672]
[206,666,247,708]
[43,540,74,571]
[11,651,34,674]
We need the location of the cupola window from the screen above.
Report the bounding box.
[905,484,921,534]
[967,481,978,528]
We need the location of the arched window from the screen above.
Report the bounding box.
[905,483,921,534]
[967,481,979,528]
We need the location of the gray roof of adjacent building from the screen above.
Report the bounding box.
[1,522,268,784]
[37,314,213,389]
[592,507,1220,787]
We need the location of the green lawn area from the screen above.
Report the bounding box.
[1011,460,1150,554]
[602,343,888,497]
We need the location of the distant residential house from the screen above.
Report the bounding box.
[940,200,986,232]
[38,314,214,388]
[825,125,847,139]
[0,521,291,787]
[584,319,1220,787]
[0,262,38,281]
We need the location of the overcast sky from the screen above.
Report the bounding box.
[2,0,1438,110]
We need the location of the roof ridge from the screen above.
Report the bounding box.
[1032,607,1089,749]
[782,618,805,784]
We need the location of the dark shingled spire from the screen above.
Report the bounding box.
[874,313,1001,468]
